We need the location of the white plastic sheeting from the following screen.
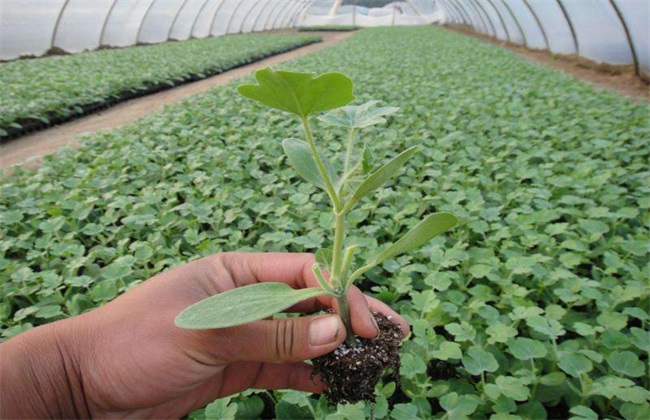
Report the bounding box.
[1,0,647,79]
[440,0,649,79]
[0,0,310,61]
[301,1,444,27]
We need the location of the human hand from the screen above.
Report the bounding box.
[1,252,408,418]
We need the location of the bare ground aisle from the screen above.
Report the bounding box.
[0,31,355,171]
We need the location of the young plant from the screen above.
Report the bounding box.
[174,68,457,344]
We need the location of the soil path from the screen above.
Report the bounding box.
[1,31,354,170]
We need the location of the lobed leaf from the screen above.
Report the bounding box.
[238,68,354,118]
[175,283,331,329]
[318,100,399,129]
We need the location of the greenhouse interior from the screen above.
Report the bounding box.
[0,0,648,418]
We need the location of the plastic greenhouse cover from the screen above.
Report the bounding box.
[0,0,66,60]
[138,0,185,44]
[102,0,155,47]
[54,0,114,53]
[0,0,647,73]
[527,0,576,55]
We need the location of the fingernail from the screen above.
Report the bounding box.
[370,315,380,337]
[309,316,341,346]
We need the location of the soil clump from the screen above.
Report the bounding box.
[312,312,404,405]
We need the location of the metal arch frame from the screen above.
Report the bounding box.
[521,0,549,50]
[237,0,264,33]
[208,0,228,37]
[167,0,191,40]
[261,0,289,31]
[280,1,309,28]
[609,0,640,76]
[464,0,491,35]
[404,0,427,21]
[456,0,487,34]
[250,0,274,32]
[484,0,511,43]
[288,0,311,28]
[471,0,498,37]
[440,0,462,24]
[189,0,211,38]
[225,0,247,34]
[136,0,158,44]
[445,0,469,25]
[51,0,71,49]
[277,0,302,29]
[262,0,280,31]
[476,0,505,41]
[495,0,527,47]
[99,0,119,46]
[447,0,475,29]
[555,0,578,55]
[270,0,296,30]
[438,0,458,25]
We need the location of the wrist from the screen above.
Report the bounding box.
[0,317,91,418]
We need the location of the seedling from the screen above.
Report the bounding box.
[174,68,457,345]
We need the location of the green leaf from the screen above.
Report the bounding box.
[430,341,462,360]
[539,371,566,386]
[318,100,399,129]
[204,397,237,420]
[526,316,565,339]
[607,351,646,378]
[558,352,593,377]
[175,283,332,329]
[620,402,650,420]
[372,212,458,266]
[439,393,480,417]
[349,146,418,204]
[507,337,547,360]
[569,405,598,419]
[462,346,499,375]
[630,327,650,351]
[493,376,530,401]
[282,138,339,191]
[238,68,354,118]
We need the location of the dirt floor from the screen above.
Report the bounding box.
[446,25,649,102]
[3,27,648,171]
[0,31,355,171]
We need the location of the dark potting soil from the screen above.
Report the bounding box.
[311,312,404,405]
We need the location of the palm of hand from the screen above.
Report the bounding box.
[69,253,406,417]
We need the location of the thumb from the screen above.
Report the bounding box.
[216,315,346,363]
